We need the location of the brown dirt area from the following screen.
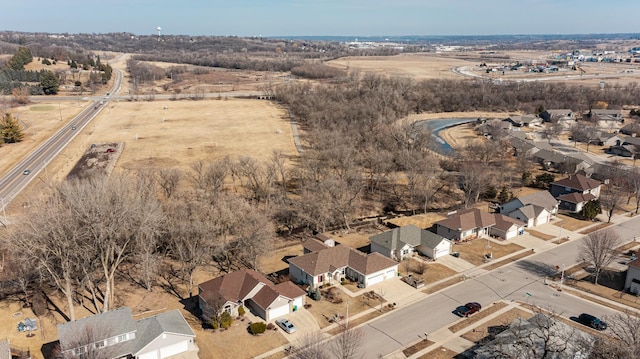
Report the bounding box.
[403,339,434,357]
[527,229,557,241]
[553,214,592,232]
[452,239,525,266]
[386,212,447,229]
[417,346,459,359]
[579,222,613,234]
[460,307,533,343]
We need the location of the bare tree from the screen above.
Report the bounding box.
[289,331,330,359]
[156,167,183,198]
[330,323,365,359]
[599,187,623,223]
[603,310,640,358]
[541,119,563,144]
[478,310,583,359]
[579,228,622,285]
[459,162,490,208]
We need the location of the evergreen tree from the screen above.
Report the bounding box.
[580,200,601,221]
[40,70,59,95]
[4,47,33,71]
[0,113,25,143]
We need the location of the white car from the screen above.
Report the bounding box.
[275,318,296,334]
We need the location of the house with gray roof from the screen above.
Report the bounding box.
[499,190,558,228]
[434,208,496,241]
[56,307,197,359]
[199,269,306,322]
[288,243,398,289]
[506,114,542,127]
[369,225,452,260]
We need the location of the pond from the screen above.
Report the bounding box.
[417,118,477,154]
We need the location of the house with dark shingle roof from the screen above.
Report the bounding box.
[198,269,306,322]
[625,257,640,294]
[288,244,398,289]
[369,225,452,260]
[550,174,602,213]
[499,190,559,228]
[56,307,197,359]
[434,208,496,241]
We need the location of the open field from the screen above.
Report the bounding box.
[6,98,299,213]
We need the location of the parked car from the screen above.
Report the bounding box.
[275,318,296,334]
[71,126,76,130]
[455,302,482,317]
[22,170,30,175]
[578,313,607,330]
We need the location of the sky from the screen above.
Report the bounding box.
[3,0,640,37]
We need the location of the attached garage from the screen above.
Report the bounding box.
[366,273,385,286]
[266,302,290,321]
[160,341,189,358]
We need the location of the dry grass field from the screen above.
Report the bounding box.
[452,239,525,266]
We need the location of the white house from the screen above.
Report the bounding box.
[500,190,558,227]
[370,225,452,260]
[625,257,640,295]
[57,307,198,359]
[490,214,526,240]
[199,269,306,322]
[288,244,398,289]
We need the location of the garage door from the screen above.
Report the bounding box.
[435,245,450,258]
[138,351,158,359]
[268,304,290,320]
[160,341,188,358]
[384,269,396,279]
[367,273,384,286]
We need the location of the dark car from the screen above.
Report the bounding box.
[455,302,482,317]
[578,313,607,330]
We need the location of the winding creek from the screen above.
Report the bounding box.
[417,118,477,154]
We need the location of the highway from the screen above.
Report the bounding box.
[0,70,123,214]
[358,216,640,358]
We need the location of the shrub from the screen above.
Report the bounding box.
[238,306,246,316]
[266,322,275,330]
[250,322,267,335]
[220,311,233,329]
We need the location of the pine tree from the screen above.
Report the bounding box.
[40,70,59,95]
[0,113,25,143]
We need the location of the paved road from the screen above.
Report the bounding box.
[358,216,640,358]
[0,70,123,214]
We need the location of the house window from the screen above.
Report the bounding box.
[73,347,85,355]
[318,274,324,283]
[565,186,571,192]
[94,340,106,349]
[633,278,640,285]
[224,304,232,313]
[117,334,127,342]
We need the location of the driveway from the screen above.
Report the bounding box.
[279,307,322,343]
[437,254,475,272]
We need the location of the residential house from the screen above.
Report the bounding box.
[505,114,542,127]
[56,307,197,359]
[620,122,640,136]
[288,244,398,289]
[550,174,602,212]
[607,144,637,158]
[589,109,623,123]
[489,214,525,240]
[199,269,306,322]
[499,190,559,228]
[369,224,452,260]
[591,131,623,147]
[625,257,640,294]
[434,208,496,241]
[543,109,576,122]
[302,234,335,254]
[622,136,640,147]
